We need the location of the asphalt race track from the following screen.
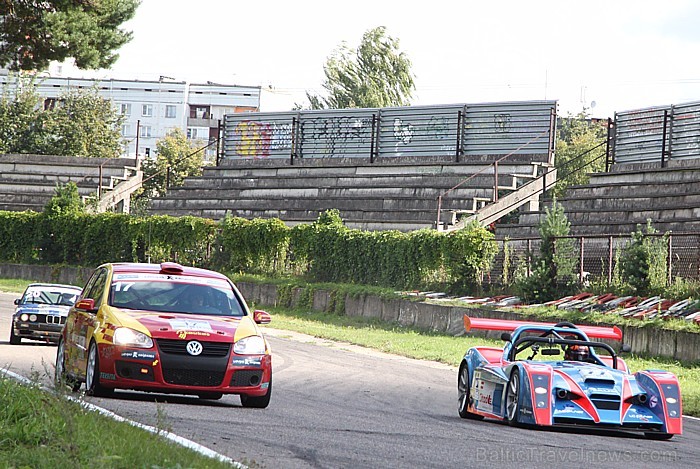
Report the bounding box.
[1,292,699,468]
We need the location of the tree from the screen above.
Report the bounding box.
[619,221,669,295]
[551,110,608,198]
[139,128,206,199]
[306,26,415,109]
[0,74,124,157]
[44,181,85,216]
[515,199,579,303]
[39,86,125,158]
[0,0,139,71]
[0,74,43,153]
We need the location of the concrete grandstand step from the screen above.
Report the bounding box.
[564,180,700,199]
[150,195,473,213]
[154,185,493,201]
[0,182,97,195]
[148,206,440,230]
[180,173,516,190]
[555,192,700,212]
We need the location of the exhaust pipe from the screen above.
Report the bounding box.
[556,388,569,399]
[635,393,648,405]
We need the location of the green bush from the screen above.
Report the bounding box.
[619,221,668,295]
[514,200,580,302]
[0,209,498,294]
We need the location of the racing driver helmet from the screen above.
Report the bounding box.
[565,345,590,362]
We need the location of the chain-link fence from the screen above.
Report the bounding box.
[487,232,700,287]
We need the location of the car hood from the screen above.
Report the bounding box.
[111,308,261,343]
[16,303,72,317]
[552,362,626,395]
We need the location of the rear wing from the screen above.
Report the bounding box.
[463,315,623,341]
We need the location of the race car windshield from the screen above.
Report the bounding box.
[110,280,245,316]
[22,287,80,306]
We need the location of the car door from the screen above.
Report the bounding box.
[64,267,109,378]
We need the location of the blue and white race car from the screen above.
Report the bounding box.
[10,283,82,345]
[457,316,682,439]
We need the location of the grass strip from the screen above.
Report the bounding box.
[0,378,239,468]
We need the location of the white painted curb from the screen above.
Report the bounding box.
[1,368,245,468]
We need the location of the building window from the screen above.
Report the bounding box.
[165,105,177,118]
[142,104,153,117]
[120,103,131,115]
[44,98,58,110]
[121,124,131,136]
[140,125,152,138]
[187,128,197,139]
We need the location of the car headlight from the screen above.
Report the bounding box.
[233,336,266,355]
[113,327,154,348]
[20,313,29,321]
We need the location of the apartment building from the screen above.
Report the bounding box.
[0,69,261,160]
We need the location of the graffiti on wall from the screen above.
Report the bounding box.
[427,116,455,152]
[494,114,511,133]
[234,121,292,158]
[223,100,557,159]
[303,116,372,156]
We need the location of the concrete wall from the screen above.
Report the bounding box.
[0,264,93,287]
[234,281,700,363]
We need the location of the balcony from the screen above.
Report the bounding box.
[187,116,218,128]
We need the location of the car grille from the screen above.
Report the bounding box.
[162,368,225,387]
[590,393,621,410]
[156,339,231,357]
[155,339,230,387]
[45,315,65,325]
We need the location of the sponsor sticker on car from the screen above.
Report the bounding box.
[168,319,213,332]
[232,357,263,367]
[121,350,157,360]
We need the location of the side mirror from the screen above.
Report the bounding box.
[500,332,512,342]
[75,298,96,312]
[620,343,632,354]
[253,310,271,325]
[13,298,20,305]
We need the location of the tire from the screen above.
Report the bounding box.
[505,369,522,426]
[86,341,112,397]
[55,337,81,392]
[458,363,483,420]
[9,326,21,345]
[198,392,223,400]
[240,376,272,409]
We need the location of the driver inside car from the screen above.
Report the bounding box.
[564,344,590,362]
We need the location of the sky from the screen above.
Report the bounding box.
[58,0,700,118]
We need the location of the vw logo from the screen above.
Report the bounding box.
[186,340,203,356]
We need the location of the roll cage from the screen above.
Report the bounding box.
[503,325,621,369]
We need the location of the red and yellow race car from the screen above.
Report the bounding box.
[55,262,272,407]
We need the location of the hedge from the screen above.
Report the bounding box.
[0,209,497,293]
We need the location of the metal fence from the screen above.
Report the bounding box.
[222,101,557,162]
[487,232,700,286]
[613,100,700,165]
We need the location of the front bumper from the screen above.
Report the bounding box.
[13,320,63,342]
[96,342,272,397]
